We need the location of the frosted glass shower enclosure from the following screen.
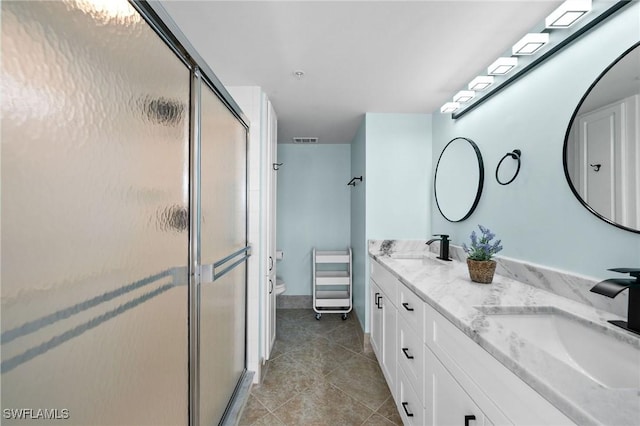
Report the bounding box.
[1,1,248,425]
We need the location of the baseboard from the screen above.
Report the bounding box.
[350,309,373,355]
[363,332,373,355]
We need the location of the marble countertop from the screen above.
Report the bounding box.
[369,241,640,426]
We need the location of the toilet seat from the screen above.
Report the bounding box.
[275,277,286,295]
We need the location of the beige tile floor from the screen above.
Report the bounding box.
[239,309,402,426]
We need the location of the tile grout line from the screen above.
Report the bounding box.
[243,310,399,425]
[327,382,377,423]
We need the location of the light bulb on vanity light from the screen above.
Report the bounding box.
[512,33,550,55]
[546,0,592,28]
[453,90,476,103]
[487,57,518,75]
[468,76,494,91]
[440,102,460,113]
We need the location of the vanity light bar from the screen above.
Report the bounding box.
[546,0,592,28]
[488,57,518,75]
[453,90,476,103]
[468,76,495,91]
[440,102,460,113]
[447,0,629,119]
[512,33,550,55]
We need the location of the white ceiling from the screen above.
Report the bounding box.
[159,0,563,143]
[579,45,640,113]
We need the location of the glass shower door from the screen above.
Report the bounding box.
[1,1,190,425]
[198,81,248,424]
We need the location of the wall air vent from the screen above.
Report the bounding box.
[292,137,318,144]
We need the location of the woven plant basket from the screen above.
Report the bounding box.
[467,259,496,284]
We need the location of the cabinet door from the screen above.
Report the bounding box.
[369,280,383,357]
[398,362,425,426]
[381,293,397,396]
[264,99,277,358]
[268,273,276,353]
[425,346,485,426]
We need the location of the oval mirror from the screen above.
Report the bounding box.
[434,137,484,222]
[564,42,640,234]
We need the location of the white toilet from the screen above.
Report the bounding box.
[275,250,286,295]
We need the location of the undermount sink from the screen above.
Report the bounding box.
[389,253,446,265]
[479,307,640,389]
[389,252,425,259]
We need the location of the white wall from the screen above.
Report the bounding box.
[432,3,640,282]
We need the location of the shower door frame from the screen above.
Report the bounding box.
[128,2,250,425]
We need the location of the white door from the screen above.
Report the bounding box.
[264,99,278,358]
[576,103,623,222]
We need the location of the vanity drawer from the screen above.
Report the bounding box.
[371,259,398,307]
[398,283,424,337]
[398,314,424,401]
[397,364,425,426]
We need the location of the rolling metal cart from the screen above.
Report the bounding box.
[312,248,352,320]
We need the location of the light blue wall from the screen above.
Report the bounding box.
[350,113,432,331]
[350,119,367,328]
[366,113,432,239]
[276,144,351,295]
[432,3,640,281]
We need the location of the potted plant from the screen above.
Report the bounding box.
[462,225,503,284]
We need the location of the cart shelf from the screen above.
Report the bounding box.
[313,248,352,320]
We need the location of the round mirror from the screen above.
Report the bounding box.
[564,42,640,234]
[434,137,484,222]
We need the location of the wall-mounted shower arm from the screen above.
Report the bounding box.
[347,176,363,187]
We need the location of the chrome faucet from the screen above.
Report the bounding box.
[590,268,640,336]
[426,234,451,261]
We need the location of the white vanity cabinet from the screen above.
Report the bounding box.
[371,260,423,422]
[369,258,575,426]
[425,346,492,426]
[369,279,384,357]
[396,286,425,425]
[369,261,398,396]
[424,302,574,426]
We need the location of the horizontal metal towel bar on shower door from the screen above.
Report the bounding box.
[211,246,251,281]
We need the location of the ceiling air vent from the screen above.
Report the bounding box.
[292,137,318,144]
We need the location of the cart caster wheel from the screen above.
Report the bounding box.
[315,313,321,320]
[341,313,348,320]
